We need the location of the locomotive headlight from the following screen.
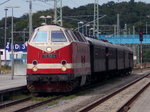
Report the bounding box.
[61,66,67,71]
[32,66,38,72]
[46,47,52,52]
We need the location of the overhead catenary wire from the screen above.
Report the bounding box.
[74,15,107,31]
[0,0,11,6]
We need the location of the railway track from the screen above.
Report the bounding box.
[78,73,150,112]
[0,95,63,112]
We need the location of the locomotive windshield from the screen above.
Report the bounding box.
[32,31,48,42]
[51,30,67,42]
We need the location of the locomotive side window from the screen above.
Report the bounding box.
[65,30,74,42]
[32,31,48,42]
[70,31,79,41]
[73,31,85,42]
[51,30,67,42]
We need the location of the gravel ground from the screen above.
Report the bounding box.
[33,70,150,112]
[89,78,150,112]
[0,100,39,112]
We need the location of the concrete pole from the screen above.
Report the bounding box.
[4,8,8,65]
[11,8,14,80]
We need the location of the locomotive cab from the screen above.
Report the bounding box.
[27,25,91,92]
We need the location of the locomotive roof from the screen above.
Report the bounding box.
[35,25,65,31]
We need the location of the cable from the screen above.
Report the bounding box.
[0,0,11,6]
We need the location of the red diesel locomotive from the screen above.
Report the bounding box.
[27,25,133,93]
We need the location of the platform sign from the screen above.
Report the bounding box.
[5,42,27,52]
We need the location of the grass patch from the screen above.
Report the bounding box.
[1,65,11,70]
[32,96,55,101]
[12,95,29,100]
[77,89,93,96]
[47,100,59,106]
[1,65,11,73]
[62,95,77,100]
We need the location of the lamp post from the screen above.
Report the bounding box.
[4,8,8,65]
[89,28,94,37]
[85,24,90,36]
[77,21,84,34]
[40,15,52,24]
[6,6,19,80]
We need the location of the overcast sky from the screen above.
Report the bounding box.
[0,0,149,20]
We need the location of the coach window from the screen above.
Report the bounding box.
[51,30,67,42]
[32,31,48,42]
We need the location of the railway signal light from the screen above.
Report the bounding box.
[139,32,143,41]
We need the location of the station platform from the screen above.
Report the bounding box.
[0,74,27,94]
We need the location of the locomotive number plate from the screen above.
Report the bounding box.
[42,54,56,58]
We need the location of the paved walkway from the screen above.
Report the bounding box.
[0,74,26,91]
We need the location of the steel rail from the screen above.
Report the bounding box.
[14,95,63,112]
[78,73,150,112]
[0,97,32,109]
[117,82,150,112]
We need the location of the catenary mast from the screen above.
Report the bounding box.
[93,0,99,38]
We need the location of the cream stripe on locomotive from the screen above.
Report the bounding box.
[27,63,90,69]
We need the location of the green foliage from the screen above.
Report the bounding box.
[32,96,54,101]
[62,95,77,100]
[47,100,59,106]
[0,1,150,48]
[143,48,150,62]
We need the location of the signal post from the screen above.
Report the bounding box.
[139,32,143,72]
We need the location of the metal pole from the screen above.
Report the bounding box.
[60,0,62,26]
[128,28,131,35]
[117,14,120,35]
[54,0,57,24]
[124,24,127,35]
[82,24,84,34]
[78,23,79,32]
[4,8,8,65]
[133,25,135,35]
[23,31,26,43]
[86,25,88,36]
[45,18,47,24]
[29,0,33,38]
[114,25,116,35]
[11,8,14,80]
[140,41,143,72]
[146,22,148,34]
[6,6,19,80]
